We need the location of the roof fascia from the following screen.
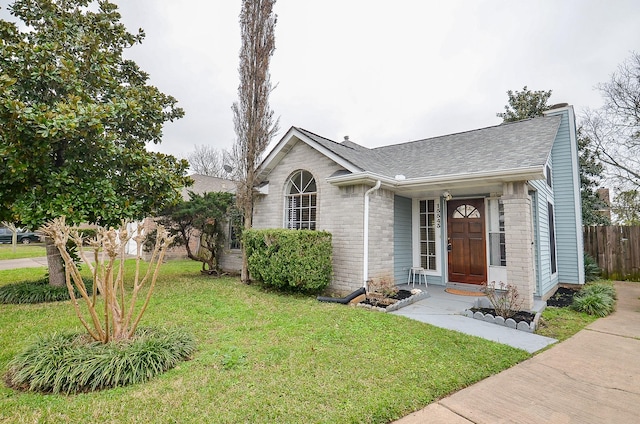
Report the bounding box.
[256,127,361,181]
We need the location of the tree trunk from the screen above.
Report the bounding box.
[45,237,66,287]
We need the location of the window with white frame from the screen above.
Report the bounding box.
[419,200,438,271]
[285,170,317,230]
[488,199,506,266]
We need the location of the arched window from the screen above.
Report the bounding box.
[285,170,317,230]
[452,204,481,219]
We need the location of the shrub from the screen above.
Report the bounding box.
[5,327,196,394]
[244,229,332,293]
[368,274,398,297]
[583,253,602,282]
[0,276,94,304]
[482,281,524,319]
[571,283,616,317]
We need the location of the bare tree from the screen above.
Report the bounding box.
[583,52,640,190]
[187,144,233,178]
[231,0,279,283]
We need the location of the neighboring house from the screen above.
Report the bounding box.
[153,174,242,273]
[252,105,584,310]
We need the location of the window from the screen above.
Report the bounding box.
[419,200,439,271]
[489,200,506,266]
[285,170,317,230]
[229,219,241,250]
[452,204,481,218]
[546,164,553,189]
[548,202,557,274]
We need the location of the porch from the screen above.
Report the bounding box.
[391,284,556,353]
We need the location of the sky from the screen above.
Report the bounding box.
[5,1,640,162]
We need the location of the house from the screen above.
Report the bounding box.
[252,105,584,310]
[147,174,242,274]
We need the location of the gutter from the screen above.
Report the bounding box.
[326,167,545,189]
[363,180,382,290]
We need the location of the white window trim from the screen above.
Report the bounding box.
[412,198,442,276]
[282,170,318,230]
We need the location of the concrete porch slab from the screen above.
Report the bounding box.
[391,285,557,353]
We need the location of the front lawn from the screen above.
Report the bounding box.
[0,244,46,260]
[0,260,530,423]
[537,306,599,341]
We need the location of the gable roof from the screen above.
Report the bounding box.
[182,174,236,200]
[257,114,563,187]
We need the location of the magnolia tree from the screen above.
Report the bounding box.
[41,218,173,343]
[0,0,189,287]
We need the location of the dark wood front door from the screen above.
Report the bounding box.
[447,198,487,285]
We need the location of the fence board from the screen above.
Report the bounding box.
[583,226,640,281]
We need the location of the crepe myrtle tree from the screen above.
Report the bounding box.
[0,0,190,286]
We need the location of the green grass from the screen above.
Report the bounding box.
[537,307,598,341]
[0,244,46,260]
[0,260,530,423]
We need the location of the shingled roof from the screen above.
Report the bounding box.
[294,115,562,179]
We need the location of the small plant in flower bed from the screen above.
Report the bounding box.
[362,275,413,308]
[571,282,616,317]
[480,281,524,319]
[0,276,94,304]
[4,327,196,394]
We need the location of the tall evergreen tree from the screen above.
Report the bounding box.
[496,86,553,122]
[231,0,279,284]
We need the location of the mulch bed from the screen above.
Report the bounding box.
[360,289,413,308]
[546,287,580,308]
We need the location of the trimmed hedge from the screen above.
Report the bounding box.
[244,229,332,293]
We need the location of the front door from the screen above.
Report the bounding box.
[447,198,487,284]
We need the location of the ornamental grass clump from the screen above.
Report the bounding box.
[5,328,196,394]
[571,282,616,317]
[0,276,94,304]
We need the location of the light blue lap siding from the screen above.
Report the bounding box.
[394,195,413,285]
[546,108,584,286]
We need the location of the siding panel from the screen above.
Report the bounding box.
[394,196,412,285]
[548,108,584,285]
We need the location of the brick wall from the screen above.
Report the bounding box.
[253,140,395,293]
[502,182,535,310]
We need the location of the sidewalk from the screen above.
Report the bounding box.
[395,281,640,424]
[0,256,48,270]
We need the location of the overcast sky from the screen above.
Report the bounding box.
[6,1,640,161]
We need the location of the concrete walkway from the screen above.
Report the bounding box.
[0,256,48,270]
[395,281,640,424]
[391,285,557,353]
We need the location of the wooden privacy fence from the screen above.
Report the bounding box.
[583,226,640,281]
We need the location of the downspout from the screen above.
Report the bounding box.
[363,180,382,290]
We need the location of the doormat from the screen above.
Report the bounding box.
[445,288,485,296]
